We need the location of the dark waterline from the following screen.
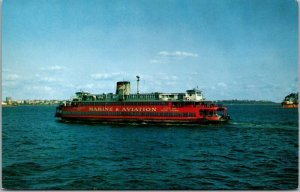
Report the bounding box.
[2,105,298,189]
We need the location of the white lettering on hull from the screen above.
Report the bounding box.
[89,107,157,112]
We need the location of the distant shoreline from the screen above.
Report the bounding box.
[2,104,58,107]
[216,103,280,105]
[215,100,279,105]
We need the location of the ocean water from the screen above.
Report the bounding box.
[2,104,298,190]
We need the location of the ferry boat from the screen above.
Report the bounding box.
[281,93,298,108]
[55,77,230,124]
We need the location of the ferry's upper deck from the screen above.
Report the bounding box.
[72,78,205,103]
[73,88,205,103]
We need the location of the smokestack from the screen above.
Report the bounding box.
[136,75,140,94]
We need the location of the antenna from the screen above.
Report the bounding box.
[136,75,140,94]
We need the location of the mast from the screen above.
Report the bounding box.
[136,75,140,94]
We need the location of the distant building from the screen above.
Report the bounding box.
[6,97,12,105]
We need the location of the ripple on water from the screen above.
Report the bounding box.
[2,105,298,190]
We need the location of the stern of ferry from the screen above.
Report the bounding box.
[200,105,230,123]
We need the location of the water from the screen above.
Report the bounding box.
[2,104,298,189]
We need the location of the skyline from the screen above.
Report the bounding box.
[2,0,298,102]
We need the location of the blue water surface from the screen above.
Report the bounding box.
[2,104,298,189]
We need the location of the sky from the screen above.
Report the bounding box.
[2,0,298,102]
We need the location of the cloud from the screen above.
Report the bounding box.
[149,51,198,64]
[161,75,178,81]
[34,74,65,86]
[4,74,20,81]
[149,59,167,64]
[158,51,198,58]
[30,85,54,92]
[217,82,227,88]
[3,72,77,100]
[38,77,63,83]
[40,65,66,71]
[90,72,126,80]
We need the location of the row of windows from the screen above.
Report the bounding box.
[71,101,218,107]
[63,111,196,117]
[80,95,158,101]
[69,102,219,110]
[127,94,157,99]
[77,102,169,106]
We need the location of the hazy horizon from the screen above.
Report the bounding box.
[2,91,288,103]
[3,0,298,102]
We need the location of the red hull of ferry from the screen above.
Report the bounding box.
[56,102,229,124]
